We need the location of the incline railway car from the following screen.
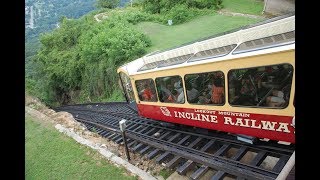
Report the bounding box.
[117,14,295,144]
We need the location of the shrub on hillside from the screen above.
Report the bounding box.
[96,0,120,9]
[164,4,197,24]
[79,21,151,98]
[114,10,154,24]
[141,0,222,14]
[186,0,223,9]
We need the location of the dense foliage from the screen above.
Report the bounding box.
[140,0,223,14]
[96,0,121,9]
[131,0,222,25]
[31,12,151,106]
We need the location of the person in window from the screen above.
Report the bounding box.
[172,79,184,103]
[172,78,183,94]
[281,84,291,103]
[176,90,185,103]
[186,82,199,103]
[232,76,257,105]
[166,89,179,103]
[266,89,286,107]
[158,80,172,102]
[160,83,176,102]
[141,83,154,101]
[174,80,183,93]
[211,78,224,104]
[197,91,211,104]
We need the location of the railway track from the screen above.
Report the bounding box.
[55,102,295,180]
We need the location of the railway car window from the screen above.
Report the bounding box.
[232,31,295,54]
[119,72,135,103]
[155,76,185,104]
[185,71,225,105]
[228,64,294,108]
[188,44,237,62]
[135,79,158,102]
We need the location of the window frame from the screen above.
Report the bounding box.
[135,78,158,102]
[232,31,295,55]
[184,70,226,106]
[227,63,294,109]
[119,72,135,103]
[155,75,185,104]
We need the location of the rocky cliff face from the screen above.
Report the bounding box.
[25,0,96,40]
[25,0,54,29]
[25,0,130,31]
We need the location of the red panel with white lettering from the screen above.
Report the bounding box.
[137,104,295,143]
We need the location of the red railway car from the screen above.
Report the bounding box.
[117,14,295,144]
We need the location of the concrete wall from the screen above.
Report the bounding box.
[264,0,295,16]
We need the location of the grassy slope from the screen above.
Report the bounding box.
[222,0,264,15]
[25,115,137,180]
[134,14,262,53]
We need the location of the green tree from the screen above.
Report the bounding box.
[141,0,223,14]
[33,12,151,106]
[78,20,151,99]
[96,0,120,9]
[142,0,161,13]
[34,17,90,105]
